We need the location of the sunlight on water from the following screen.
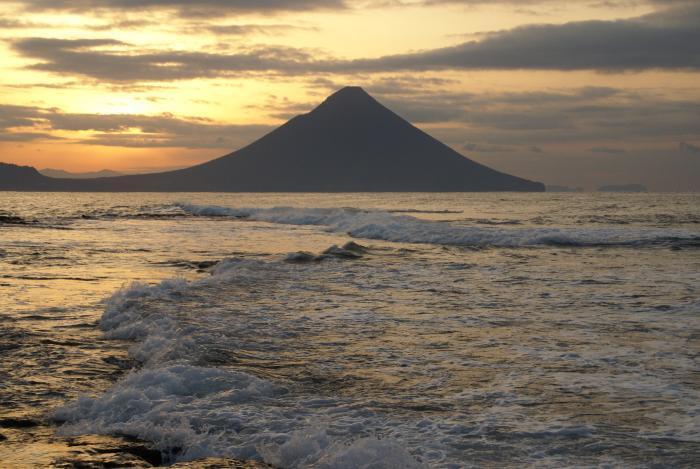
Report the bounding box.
[1,192,699,467]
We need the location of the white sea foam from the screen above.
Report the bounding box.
[52,251,700,467]
[52,262,432,467]
[176,203,700,248]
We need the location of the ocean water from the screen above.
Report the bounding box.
[0,192,698,468]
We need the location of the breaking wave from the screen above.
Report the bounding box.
[50,259,439,467]
[176,203,700,249]
[50,248,700,467]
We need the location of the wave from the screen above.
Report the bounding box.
[51,250,700,466]
[176,203,700,249]
[0,214,32,225]
[51,260,435,467]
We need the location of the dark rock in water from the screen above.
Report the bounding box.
[342,241,369,253]
[197,260,219,269]
[284,251,319,263]
[285,243,367,262]
[0,432,6,441]
[48,434,164,468]
[0,417,40,428]
[102,355,136,370]
[0,87,543,192]
[158,259,220,270]
[0,214,30,225]
[119,442,163,466]
[322,244,363,259]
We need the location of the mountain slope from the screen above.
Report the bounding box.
[0,87,543,192]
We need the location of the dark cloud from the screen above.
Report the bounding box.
[17,0,347,16]
[380,98,467,123]
[414,0,695,7]
[0,103,272,148]
[0,132,61,142]
[372,87,628,125]
[10,3,700,82]
[345,6,700,72]
[0,104,50,131]
[12,37,322,81]
[369,86,700,149]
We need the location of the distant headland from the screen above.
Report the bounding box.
[0,87,543,192]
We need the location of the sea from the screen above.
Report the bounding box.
[0,192,698,468]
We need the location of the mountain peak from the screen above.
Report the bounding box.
[329,86,371,99]
[316,86,377,110]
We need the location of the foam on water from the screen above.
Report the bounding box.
[176,203,700,248]
[51,250,700,467]
[52,261,431,467]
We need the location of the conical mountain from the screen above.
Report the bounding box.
[0,87,543,191]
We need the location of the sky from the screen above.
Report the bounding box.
[1,0,699,190]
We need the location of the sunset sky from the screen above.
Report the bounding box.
[1,0,699,190]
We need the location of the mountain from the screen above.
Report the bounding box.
[39,168,123,179]
[0,163,48,190]
[0,87,543,192]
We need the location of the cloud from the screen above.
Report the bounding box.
[370,86,629,126]
[12,37,321,81]
[10,3,700,83]
[0,103,273,148]
[462,142,514,152]
[203,24,318,36]
[0,104,47,130]
[589,146,627,153]
[362,85,699,149]
[679,141,700,154]
[17,0,347,16]
[0,131,61,142]
[409,0,696,7]
[88,19,159,31]
[345,6,700,72]
[0,17,43,28]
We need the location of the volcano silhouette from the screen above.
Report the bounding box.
[0,87,543,191]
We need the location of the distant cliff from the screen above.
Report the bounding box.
[0,163,53,190]
[0,87,544,192]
